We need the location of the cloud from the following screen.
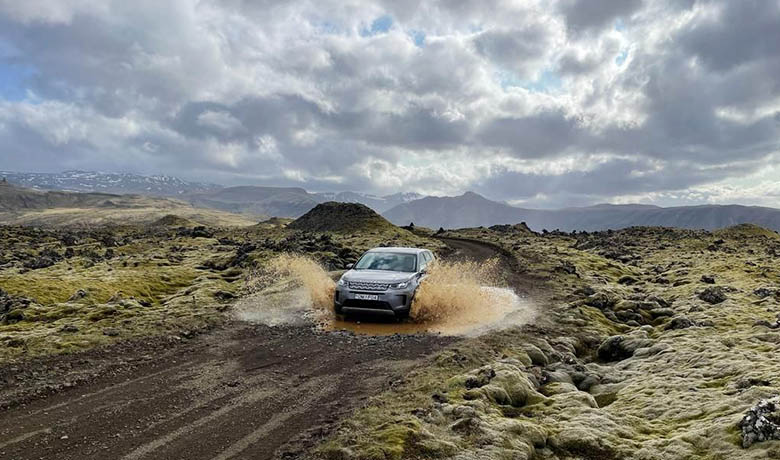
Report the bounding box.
[0,0,778,207]
[557,0,644,33]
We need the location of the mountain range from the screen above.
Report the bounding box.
[3,171,780,232]
[0,179,256,227]
[0,170,221,196]
[0,171,422,217]
[383,191,780,232]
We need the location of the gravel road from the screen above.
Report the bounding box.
[0,239,506,460]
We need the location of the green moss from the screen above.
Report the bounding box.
[0,266,197,305]
[699,376,732,389]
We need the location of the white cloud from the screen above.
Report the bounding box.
[0,0,777,207]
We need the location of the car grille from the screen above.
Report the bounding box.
[344,299,392,310]
[348,281,389,291]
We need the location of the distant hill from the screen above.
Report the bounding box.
[383,192,534,230]
[187,186,320,218]
[0,182,256,227]
[190,187,426,217]
[313,191,424,213]
[288,202,399,233]
[1,170,220,196]
[0,180,132,211]
[0,171,428,216]
[149,214,198,228]
[6,171,779,232]
[383,192,780,232]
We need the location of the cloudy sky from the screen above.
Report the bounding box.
[0,0,779,208]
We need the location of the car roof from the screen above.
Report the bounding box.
[366,247,428,255]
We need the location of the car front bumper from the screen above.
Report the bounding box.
[334,285,415,316]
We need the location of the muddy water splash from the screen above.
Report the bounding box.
[411,258,500,322]
[267,254,336,314]
[234,254,336,325]
[236,254,534,336]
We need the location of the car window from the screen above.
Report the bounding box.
[354,253,417,272]
[418,254,427,270]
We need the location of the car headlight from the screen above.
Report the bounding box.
[338,278,347,286]
[390,280,411,289]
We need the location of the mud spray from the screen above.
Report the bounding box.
[235,254,534,336]
[234,254,336,326]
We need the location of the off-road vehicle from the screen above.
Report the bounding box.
[334,247,435,318]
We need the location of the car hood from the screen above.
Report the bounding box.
[342,270,414,283]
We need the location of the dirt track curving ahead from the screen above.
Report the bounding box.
[0,239,517,460]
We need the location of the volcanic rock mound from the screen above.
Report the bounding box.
[150,214,197,228]
[288,202,397,233]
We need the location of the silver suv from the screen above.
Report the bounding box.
[334,247,435,318]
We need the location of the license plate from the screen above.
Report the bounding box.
[355,294,379,301]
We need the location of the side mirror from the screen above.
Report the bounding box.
[419,266,428,274]
[345,263,354,269]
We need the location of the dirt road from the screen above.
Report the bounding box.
[0,239,508,460]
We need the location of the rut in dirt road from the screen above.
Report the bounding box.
[0,238,510,460]
[0,325,454,460]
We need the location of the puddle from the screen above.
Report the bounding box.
[326,286,533,336]
[236,254,535,337]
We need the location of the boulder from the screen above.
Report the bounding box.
[666,316,695,330]
[68,289,88,301]
[649,308,675,318]
[647,295,671,308]
[597,334,654,362]
[699,286,727,305]
[739,397,780,448]
[555,262,577,275]
[464,366,496,389]
[618,275,638,285]
[754,287,780,299]
[540,382,579,396]
[521,344,549,366]
[584,292,618,310]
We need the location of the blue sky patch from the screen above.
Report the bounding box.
[361,15,393,36]
[615,49,629,66]
[501,68,562,93]
[409,30,426,47]
[0,62,35,101]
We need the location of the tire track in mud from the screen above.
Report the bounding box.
[0,327,457,460]
[13,361,193,420]
[0,239,509,460]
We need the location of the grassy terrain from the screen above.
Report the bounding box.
[318,224,780,459]
[0,182,265,227]
[0,220,443,362]
[0,206,260,227]
[4,209,780,458]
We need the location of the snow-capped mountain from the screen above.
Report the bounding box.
[0,170,431,215]
[0,170,222,196]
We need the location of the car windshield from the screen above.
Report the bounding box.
[354,252,417,272]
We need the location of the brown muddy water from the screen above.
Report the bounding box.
[234,254,535,336]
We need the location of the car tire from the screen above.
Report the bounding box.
[334,304,343,315]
